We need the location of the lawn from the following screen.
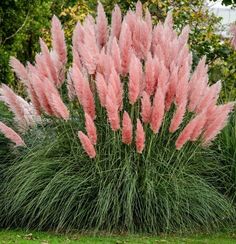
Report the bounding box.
[1,230,236,244]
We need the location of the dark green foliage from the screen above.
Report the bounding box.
[213,111,236,202]
[1,107,234,233]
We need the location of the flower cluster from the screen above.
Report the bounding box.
[0,1,234,157]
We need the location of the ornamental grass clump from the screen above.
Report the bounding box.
[0,1,235,233]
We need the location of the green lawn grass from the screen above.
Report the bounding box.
[1,230,236,244]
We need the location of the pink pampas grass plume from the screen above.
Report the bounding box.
[111,4,122,39]
[95,72,107,107]
[135,119,145,153]
[0,84,28,128]
[145,9,152,33]
[195,81,222,114]
[169,102,187,133]
[190,112,207,141]
[122,111,133,145]
[150,88,165,134]
[96,2,108,49]
[175,113,206,150]
[111,37,122,74]
[165,64,178,111]
[144,52,154,95]
[39,38,59,86]
[31,74,54,115]
[141,91,152,124]
[202,103,235,146]
[51,15,67,65]
[135,1,143,17]
[50,92,70,120]
[128,54,141,105]
[66,69,76,101]
[106,84,120,131]
[85,113,97,145]
[78,131,96,158]
[82,78,96,120]
[109,67,123,110]
[9,57,28,83]
[119,21,132,75]
[0,122,25,147]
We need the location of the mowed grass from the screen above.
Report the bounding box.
[1,230,236,243]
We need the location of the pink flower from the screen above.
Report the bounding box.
[85,113,97,145]
[78,131,96,158]
[169,102,187,133]
[96,2,108,49]
[0,122,25,147]
[190,112,207,141]
[202,103,235,146]
[66,69,76,101]
[135,1,142,17]
[111,37,122,74]
[128,53,141,104]
[9,57,28,83]
[122,111,133,145]
[51,15,67,65]
[144,52,155,95]
[135,119,145,153]
[175,112,206,150]
[141,91,152,124]
[150,88,165,133]
[109,67,123,110]
[229,24,236,50]
[111,4,122,39]
[95,72,108,107]
[39,38,59,86]
[119,21,132,75]
[106,84,120,131]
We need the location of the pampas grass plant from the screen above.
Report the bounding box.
[0,1,235,233]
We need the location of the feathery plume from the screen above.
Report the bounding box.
[169,102,187,133]
[111,4,122,39]
[141,91,152,124]
[85,113,97,145]
[106,84,120,131]
[128,53,141,104]
[229,24,236,50]
[96,2,108,49]
[9,57,28,83]
[202,103,235,146]
[0,122,25,146]
[51,15,67,65]
[135,119,145,153]
[150,88,165,133]
[135,1,142,17]
[78,131,96,158]
[190,112,207,141]
[111,37,122,74]
[119,21,132,74]
[95,72,108,107]
[144,52,154,95]
[122,111,133,145]
[176,113,206,150]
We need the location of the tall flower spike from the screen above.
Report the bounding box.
[78,131,96,158]
[119,21,132,74]
[0,122,25,147]
[51,15,67,65]
[106,84,120,131]
[9,57,28,83]
[150,88,165,133]
[145,52,154,95]
[85,113,97,145]
[230,24,236,49]
[96,2,108,49]
[111,37,122,74]
[141,91,152,124]
[122,111,133,145]
[169,102,187,133]
[95,72,108,107]
[128,53,141,105]
[136,119,145,153]
[202,103,235,146]
[176,113,206,150]
[111,4,122,39]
